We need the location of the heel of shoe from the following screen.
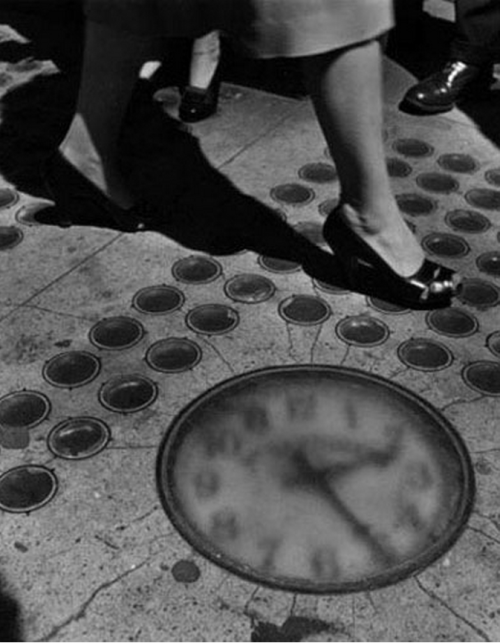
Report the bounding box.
[33,204,73,228]
[40,153,153,232]
[322,207,458,309]
[179,74,220,123]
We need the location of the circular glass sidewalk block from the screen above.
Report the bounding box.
[462,362,500,396]
[397,338,453,372]
[186,304,239,335]
[258,256,301,274]
[99,374,158,413]
[336,316,389,347]
[270,183,315,207]
[0,390,50,429]
[157,366,474,594]
[485,168,500,187]
[458,279,500,309]
[386,158,412,178]
[426,308,478,338]
[367,297,409,315]
[416,173,459,194]
[146,338,202,373]
[0,187,19,210]
[43,351,101,389]
[0,465,58,513]
[393,139,434,158]
[438,154,478,174]
[224,274,275,304]
[465,188,500,210]
[298,163,337,184]
[89,316,145,350]
[47,417,111,460]
[0,226,23,250]
[132,285,185,315]
[476,251,500,278]
[396,193,436,217]
[279,295,331,326]
[445,209,491,234]
[172,256,222,284]
[421,233,470,258]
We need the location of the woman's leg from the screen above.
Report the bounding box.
[302,39,424,277]
[59,21,158,209]
[188,30,221,89]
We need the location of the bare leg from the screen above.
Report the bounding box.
[302,39,424,277]
[189,30,221,89]
[59,21,157,209]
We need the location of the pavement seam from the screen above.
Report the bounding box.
[35,559,150,642]
[216,101,306,171]
[0,233,122,323]
[414,576,491,642]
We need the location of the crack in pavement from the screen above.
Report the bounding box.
[218,103,302,170]
[289,595,297,618]
[2,235,122,323]
[364,591,378,614]
[472,448,500,455]
[309,324,323,363]
[285,323,297,363]
[414,577,491,642]
[114,506,160,534]
[340,344,351,366]
[467,524,500,548]
[440,396,484,412]
[351,595,356,640]
[243,587,260,614]
[128,506,160,526]
[22,304,97,322]
[391,365,409,378]
[473,511,500,534]
[201,337,236,375]
[36,560,149,642]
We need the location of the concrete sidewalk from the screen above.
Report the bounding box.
[1,5,500,642]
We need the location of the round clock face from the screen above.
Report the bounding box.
[157,367,474,593]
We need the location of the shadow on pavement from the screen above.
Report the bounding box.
[0,2,454,308]
[0,577,22,642]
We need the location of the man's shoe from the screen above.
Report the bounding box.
[402,61,493,114]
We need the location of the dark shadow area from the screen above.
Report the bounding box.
[388,0,500,149]
[0,3,453,309]
[0,576,22,642]
[252,616,348,642]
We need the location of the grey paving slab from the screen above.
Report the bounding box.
[159,83,304,169]
[2,45,500,642]
[0,190,120,311]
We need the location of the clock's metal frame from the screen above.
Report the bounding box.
[156,365,475,594]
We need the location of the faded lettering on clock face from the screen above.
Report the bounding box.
[171,376,464,585]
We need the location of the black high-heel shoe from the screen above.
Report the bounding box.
[38,153,160,232]
[178,73,220,123]
[323,207,460,310]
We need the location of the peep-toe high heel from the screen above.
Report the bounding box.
[323,207,460,310]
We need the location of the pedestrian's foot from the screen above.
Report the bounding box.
[401,60,493,114]
[59,145,135,210]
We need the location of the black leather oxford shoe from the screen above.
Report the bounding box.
[402,60,493,114]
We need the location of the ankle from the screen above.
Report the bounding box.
[336,201,395,236]
[58,147,134,210]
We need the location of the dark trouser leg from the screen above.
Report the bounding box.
[450,0,500,66]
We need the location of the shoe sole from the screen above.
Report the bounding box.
[401,79,494,115]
